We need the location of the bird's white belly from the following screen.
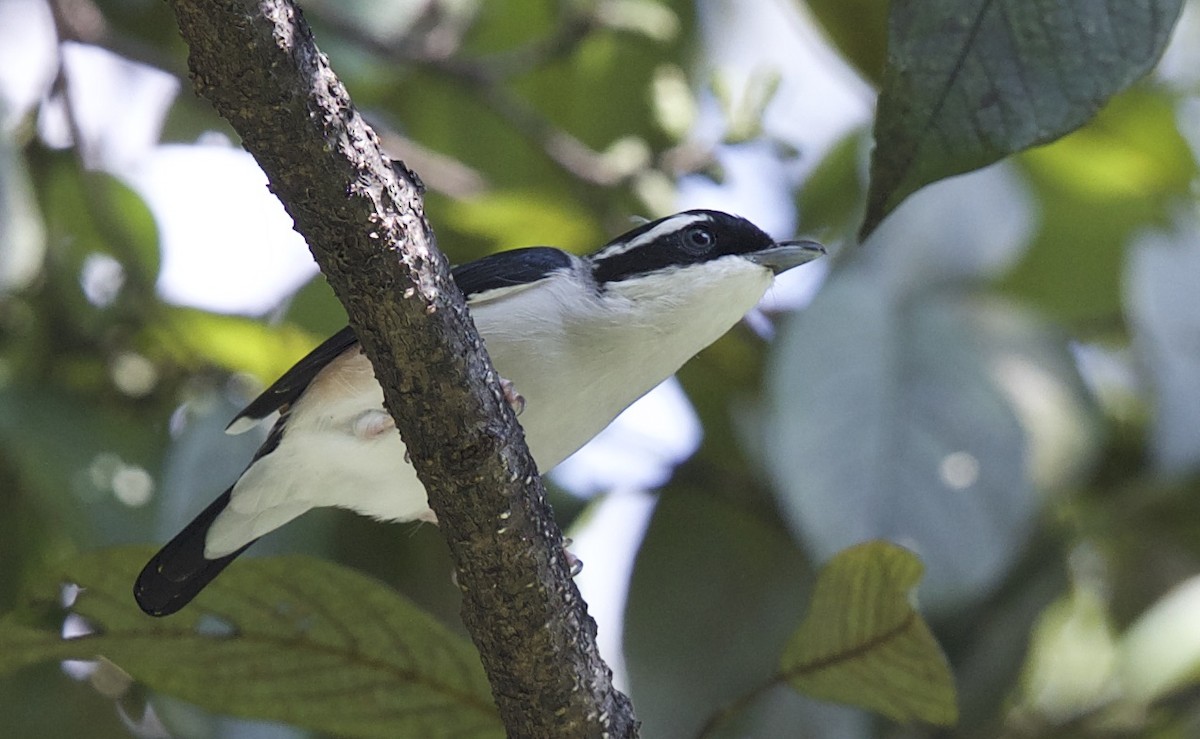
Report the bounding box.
[205,258,771,558]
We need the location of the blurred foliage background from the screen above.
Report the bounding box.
[2,0,1200,737]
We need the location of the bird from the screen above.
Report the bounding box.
[134,209,824,616]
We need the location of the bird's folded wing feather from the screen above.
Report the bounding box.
[225,325,360,434]
[223,246,576,434]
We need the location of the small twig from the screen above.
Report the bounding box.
[482,12,599,77]
[372,123,490,199]
[470,82,627,186]
[310,5,627,188]
[694,675,784,739]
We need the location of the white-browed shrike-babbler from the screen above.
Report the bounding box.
[134,209,824,616]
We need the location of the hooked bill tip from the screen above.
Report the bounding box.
[748,239,826,273]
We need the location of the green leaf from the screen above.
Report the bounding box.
[1017,584,1117,722]
[1126,212,1200,474]
[624,488,816,739]
[781,541,957,725]
[801,0,889,85]
[87,171,160,286]
[862,0,1183,239]
[794,128,869,247]
[0,548,502,739]
[1001,87,1196,326]
[150,308,323,382]
[765,266,1036,611]
[34,151,160,296]
[0,385,163,541]
[0,129,46,293]
[442,189,603,255]
[1118,574,1200,707]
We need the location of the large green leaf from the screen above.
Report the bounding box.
[0,548,501,738]
[0,385,163,543]
[863,0,1183,238]
[781,541,957,725]
[764,265,1036,611]
[623,488,832,739]
[34,151,160,297]
[1126,213,1200,474]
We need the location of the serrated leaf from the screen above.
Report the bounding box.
[862,0,1183,239]
[781,541,957,725]
[0,548,502,739]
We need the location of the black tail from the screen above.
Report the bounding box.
[134,487,255,617]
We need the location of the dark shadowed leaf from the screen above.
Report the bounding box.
[801,0,890,85]
[0,385,163,544]
[862,0,1183,238]
[0,548,501,739]
[35,152,160,295]
[623,488,813,739]
[781,541,956,725]
[794,128,869,247]
[0,131,45,293]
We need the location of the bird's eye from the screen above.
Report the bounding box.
[683,225,714,252]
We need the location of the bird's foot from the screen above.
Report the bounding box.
[499,377,525,416]
[562,537,583,577]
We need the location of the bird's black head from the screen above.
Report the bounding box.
[589,210,821,284]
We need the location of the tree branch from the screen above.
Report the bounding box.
[165,1,637,735]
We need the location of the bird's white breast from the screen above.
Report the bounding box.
[204,255,772,557]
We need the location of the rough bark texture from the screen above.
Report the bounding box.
[166,1,637,736]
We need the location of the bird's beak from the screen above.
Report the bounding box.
[747,239,826,274]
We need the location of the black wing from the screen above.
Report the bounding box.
[225,248,572,431]
[451,246,574,297]
[225,325,359,431]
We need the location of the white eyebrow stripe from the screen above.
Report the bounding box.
[591,212,712,261]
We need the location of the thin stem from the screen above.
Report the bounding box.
[694,675,785,739]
